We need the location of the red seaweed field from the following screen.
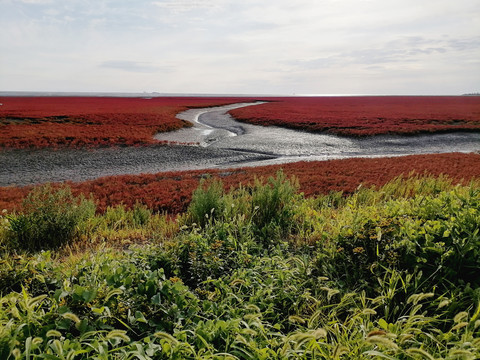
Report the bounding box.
[0,96,250,149]
[3,95,478,148]
[229,96,480,136]
[2,152,479,214]
[2,96,480,214]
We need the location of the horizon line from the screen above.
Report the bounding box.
[0,90,476,97]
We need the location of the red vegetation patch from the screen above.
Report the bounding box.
[229,96,480,136]
[1,153,479,214]
[0,96,251,149]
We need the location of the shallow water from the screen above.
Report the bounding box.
[2,103,479,186]
[158,102,480,163]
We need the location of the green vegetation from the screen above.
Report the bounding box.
[3,184,96,252]
[0,171,479,359]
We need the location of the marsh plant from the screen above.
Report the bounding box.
[184,171,299,245]
[0,173,479,359]
[4,184,96,251]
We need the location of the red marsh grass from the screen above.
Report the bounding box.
[1,152,480,214]
[229,96,480,136]
[0,96,254,149]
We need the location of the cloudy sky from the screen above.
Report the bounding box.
[1,0,479,95]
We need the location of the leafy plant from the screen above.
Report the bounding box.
[1,174,480,359]
[250,170,300,245]
[185,177,225,228]
[6,184,95,251]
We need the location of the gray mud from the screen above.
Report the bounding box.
[0,146,276,187]
[2,102,480,186]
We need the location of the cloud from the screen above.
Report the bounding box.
[18,0,53,4]
[286,35,476,71]
[151,0,223,13]
[447,36,480,51]
[99,60,168,73]
[2,0,479,94]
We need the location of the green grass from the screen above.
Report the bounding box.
[0,172,479,359]
[3,184,96,252]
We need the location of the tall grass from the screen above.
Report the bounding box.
[0,174,479,359]
[185,177,226,228]
[183,170,299,244]
[4,184,95,251]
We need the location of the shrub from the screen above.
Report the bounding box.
[98,202,152,231]
[183,170,300,246]
[313,178,480,319]
[250,170,300,244]
[185,177,225,228]
[6,184,96,251]
[132,202,152,227]
[1,175,480,358]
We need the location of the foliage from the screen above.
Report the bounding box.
[185,177,226,228]
[249,171,299,244]
[229,96,480,136]
[311,177,480,295]
[184,170,299,242]
[3,153,480,215]
[176,171,299,286]
[0,175,479,359]
[0,96,248,149]
[95,202,152,230]
[4,184,96,251]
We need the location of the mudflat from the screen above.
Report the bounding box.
[1,102,479,186]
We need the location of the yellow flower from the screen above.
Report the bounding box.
[353,247,364,254]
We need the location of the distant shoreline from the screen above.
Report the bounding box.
[0,91,473,98]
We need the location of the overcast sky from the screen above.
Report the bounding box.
[1,0,479,95]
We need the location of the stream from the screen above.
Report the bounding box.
[1,102,479,186]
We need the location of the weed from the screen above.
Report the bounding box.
[1,174,479,359]
[5,184,95,251]
[185,177,225,228]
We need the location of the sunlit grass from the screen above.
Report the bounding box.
[0,172,479,359]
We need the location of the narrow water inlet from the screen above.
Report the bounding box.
[157,102,480,159]
[1,102,479,186]
[155,102,265,146]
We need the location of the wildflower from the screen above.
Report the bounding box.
[353,246,365,253]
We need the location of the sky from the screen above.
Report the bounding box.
[1,0,479,95]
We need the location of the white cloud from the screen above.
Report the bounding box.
[100,60,169,73]
[152,0,223,12]
[17,0,53,4]
[1,0,479,94]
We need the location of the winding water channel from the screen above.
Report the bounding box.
[1,102,479,186]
